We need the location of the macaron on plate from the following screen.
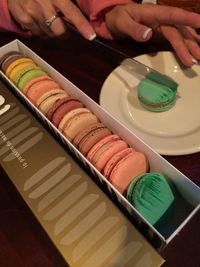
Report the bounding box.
[100,51,200,156]
[138,77,177,112]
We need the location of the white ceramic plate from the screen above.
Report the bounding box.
[100,51,200,155]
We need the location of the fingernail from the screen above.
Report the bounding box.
[142,28,152,40]
[88,32,96,40]
[191,57,198,64]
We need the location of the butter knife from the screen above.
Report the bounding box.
[66,22,178,90]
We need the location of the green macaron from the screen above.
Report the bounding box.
[138,77,177,112]
[17,67,47,90]
[126,172,176,226]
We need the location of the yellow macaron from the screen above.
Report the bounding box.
[9,61,37,84]
[6,58,34,77]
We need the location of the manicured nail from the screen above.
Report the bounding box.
[142,28,152,40]
[88,32,96,40]
[191,57,198,64]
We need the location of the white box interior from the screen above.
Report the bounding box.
[0,40,199,249]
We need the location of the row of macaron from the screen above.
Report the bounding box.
[0,51,176,227]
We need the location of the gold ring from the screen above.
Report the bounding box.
[45,14,59,27]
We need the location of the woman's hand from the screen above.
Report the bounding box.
[8,0,96,40]
[105,3,200,66]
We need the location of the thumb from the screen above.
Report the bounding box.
[126,20,153,42]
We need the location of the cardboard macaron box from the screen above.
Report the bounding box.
[0,40,200,259]
[0,78,164,267]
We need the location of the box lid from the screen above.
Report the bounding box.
[0,78,164,266]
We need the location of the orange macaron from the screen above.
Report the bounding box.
[23,76,61,105]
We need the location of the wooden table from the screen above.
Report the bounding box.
[0,32,199,267]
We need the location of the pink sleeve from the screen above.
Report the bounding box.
[77,0,133,39]
[0,0,31,36]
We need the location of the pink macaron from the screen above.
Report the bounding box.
[103,147,135,178]
[87,134,128,172]
[108,150,149,194]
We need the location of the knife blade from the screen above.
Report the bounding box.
[94,37,178,90]
[66,22,178,91]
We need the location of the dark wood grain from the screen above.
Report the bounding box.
[0,32,199,267]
